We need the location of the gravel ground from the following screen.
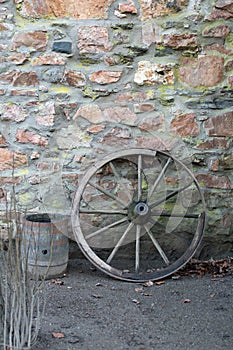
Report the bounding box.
[32,258,233,350]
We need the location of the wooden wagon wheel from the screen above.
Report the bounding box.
[71,149,206,282]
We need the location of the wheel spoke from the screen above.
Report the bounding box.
[149,180,194,209]
[106,222,134,264]
[109,161,132,202]
[89,180,128,207]
[135,225,141,273]
[144,224,170,266]
[147,157,172,202]
[86,217,128,240]
[138,155,142,201]
[151,211,199,219]
[80,208,127,215]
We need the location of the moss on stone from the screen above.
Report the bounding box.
[118,55,134,65]
[52,86,72,94]
[111,23,134,30]
[79,57,101,65]
[82,87,99,100]
[15,169,29,176]
[146,90,156,99]
[18,192,35,206]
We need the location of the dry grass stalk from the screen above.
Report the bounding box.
[0,180,46,349]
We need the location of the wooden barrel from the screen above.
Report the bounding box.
[22,213,69,279]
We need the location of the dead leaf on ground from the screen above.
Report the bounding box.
[176,258,233,278]
[92,294,103,299]
[95,282,104,287]
[52,332,65,339]
[172,275,180,280]
[132,299,140,304]
[135,287,143,293]
[155,281,165,286]
[143,280,153,287]
[183,298,191,303]
[51,279,64,285]
[143,292,153,296]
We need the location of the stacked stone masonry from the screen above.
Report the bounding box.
[0,0,233,257]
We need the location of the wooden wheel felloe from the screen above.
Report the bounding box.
[71,149,206,282]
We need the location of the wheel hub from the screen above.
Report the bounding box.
[134,202,149,216]
[128,201,151,224]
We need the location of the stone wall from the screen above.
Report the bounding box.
[0,0,233,258]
